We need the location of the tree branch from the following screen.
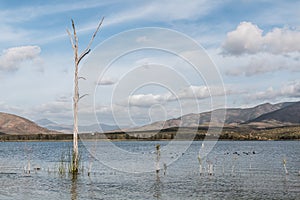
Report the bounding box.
[66,29,75,49]
[77,49,91,65]
[86,17,104,51]
[79,94,89,101]
[79,76,86,80]
[78,17,104,60]
[71,19,78,48]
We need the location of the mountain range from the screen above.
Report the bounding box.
[248,101,300,124]
[35,119,119,134]
[127,101,300,132]
[0,101,299,135]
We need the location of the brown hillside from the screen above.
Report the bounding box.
[0,112,58,135]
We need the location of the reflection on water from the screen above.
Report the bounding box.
[0,141,300,199]
[152,174,163,199]
[71,175,78,200]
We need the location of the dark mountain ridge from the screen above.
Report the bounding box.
[248,101,300,124]
[129,101,299,132]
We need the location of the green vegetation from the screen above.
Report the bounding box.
[69,150,82,174]
[1,125,300,141]
[58,149,82,176]
[0,133,73,141]
[58,152,67,175]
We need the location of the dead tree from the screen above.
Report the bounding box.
[67,17,104,174]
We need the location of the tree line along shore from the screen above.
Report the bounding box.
[1,125,300,141]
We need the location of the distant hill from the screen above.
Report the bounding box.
[35,118,56,126]
[249,102,300,124]
[78,123,119,133]
[195,102,292,125]
[35,118,72,133]
[35,119,119,133]
[128,101,299,132]
[0,112,58,135]
[2,101,299,136]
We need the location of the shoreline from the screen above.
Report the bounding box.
[1,138,300,142]
[1,125,300,142]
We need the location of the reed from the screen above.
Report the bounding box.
[57,149,82,175]
[68,150,82,174]
[58,153,67,175]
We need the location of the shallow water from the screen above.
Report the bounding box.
[0,141,299,199]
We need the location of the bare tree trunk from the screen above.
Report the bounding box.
[73,47,79,173]
[67,17,104,174]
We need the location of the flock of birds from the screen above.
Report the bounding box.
[225,151,257,156]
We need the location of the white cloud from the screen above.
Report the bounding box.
[102,0,220,27]
[27,101,73,123]
[0,46,41,71]
[0,100,72,123]
[113,84,228,125]
[34,101,71,114]
[97,76,117,85]
[264,27,300,54]
[225,53,300,76]
[250,81,300,101]
[276,81,300,98]
[0,102,24,115]
[136,36,150,43]
[222,21,300,55]
[223,22,263,55]
[177,85,210,99]
[126,85,226,107]
[56,94,72,102]
[128,94,167,107]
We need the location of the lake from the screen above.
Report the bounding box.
[0,141,299,199]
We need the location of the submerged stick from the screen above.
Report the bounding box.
[207,161,213,176]
[198,155,203,175]
[155,144,161,174]
[24,144,31,174]
[163,163,167,176]
[283,158,288,175]
[88,142,97,176]
[231,155,238,175]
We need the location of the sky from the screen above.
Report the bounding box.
[0,0,300,127]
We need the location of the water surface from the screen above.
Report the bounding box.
[0,141,299,199]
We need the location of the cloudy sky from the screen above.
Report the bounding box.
[0,0,299,127]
